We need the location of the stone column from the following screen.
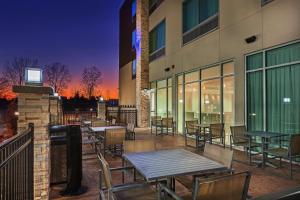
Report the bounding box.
[49,96,59,125]
[97,100,106,120]
[13,85,53,200]
[136,0,150,127]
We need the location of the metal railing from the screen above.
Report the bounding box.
[106,107,137,126]
[62,111,97,125]
[0,123,34,200]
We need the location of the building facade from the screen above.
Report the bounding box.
[119,0,300,136]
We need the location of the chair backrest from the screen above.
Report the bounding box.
[127,123,135,132]
[97,153,113,190]
[105,128,126,146]
[194,171,251,200]
[186,120,198,135]
[230,125,247,143]
[290,134,300,156]
[123,140,156,153]
[111,118,116,125]
[210,123,224,137]
[162,117,173,127]
[151,116,161,126]
[203,143,233,169]
[92,120,107,127]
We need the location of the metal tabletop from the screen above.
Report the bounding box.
[195,124,210,128]
[123,149,227,181]
[245,131,289,138]
[90,126,125,132]
[82,121,91,125]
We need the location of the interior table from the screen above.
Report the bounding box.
[245,131,289,168]
[89,126,125,133]
[123,149,227,190]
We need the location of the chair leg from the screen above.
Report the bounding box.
[249,148,252,166]
[290,157,293,179]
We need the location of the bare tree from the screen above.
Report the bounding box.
[81,66,102,99]
[44,62,71,94]
[0,78,9,98]
[1,57,38,86]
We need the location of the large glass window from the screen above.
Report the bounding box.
[201,79,221,124]
[132,59,136,79]
[183,0,219,33]
[131,0,136,17]
[246,41,300,137]
[175,62,235,142]
[132,29,136,49]
[149,20,166,54]
[152,78,173,119]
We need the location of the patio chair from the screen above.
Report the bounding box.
[160,171,251,200]
[158,117,175,136]
[230,125,261,165]
[265,134,300,179]
[92,120,107,127]
[98,154,157,200]
[101,128,126,157]
[123,140,156,181]
[176,143,233,190]
[150,116,162,135]
[185,120,206,150]
[207,123,225,147]
[126,123,136,140]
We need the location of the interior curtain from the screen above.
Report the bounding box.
[246,53,263,70]
[199,0,218,23]
[183,0,199,33]
[247,71,263,131]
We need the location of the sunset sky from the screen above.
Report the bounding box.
[0,0,123,99]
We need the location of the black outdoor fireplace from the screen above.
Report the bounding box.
[50,124,86,196]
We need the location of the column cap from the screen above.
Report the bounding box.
[13,85,54,95]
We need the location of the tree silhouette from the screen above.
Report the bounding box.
[44,62,71,94]
[81,66,102,99]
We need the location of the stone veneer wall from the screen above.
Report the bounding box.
[136,0,150,127]
[14,86,53,200]
[97,101,106,120]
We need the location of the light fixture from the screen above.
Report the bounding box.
[25,67,43,86]
[53,93,59,97]
[99,96,104,102]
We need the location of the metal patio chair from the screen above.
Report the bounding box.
[230,125,261,165]
[98,154,157,200]
[176,143,234,190]
[100,128,126,157]
[265,134,300,179]
[161,171,251,200]
[126,123,136,140]
[207,123,225,147]
[158,117,175,136]
[150,116,162,135]
[185,120,206,150]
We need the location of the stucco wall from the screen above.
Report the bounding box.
[149,0,300,125]
[119,61,136,106]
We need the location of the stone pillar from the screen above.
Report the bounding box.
[13,85,53,200]
[49,96,60,125]
[136,0,150,127]
[97,100,106,120]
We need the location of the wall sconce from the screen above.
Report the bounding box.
[25,67,43,86]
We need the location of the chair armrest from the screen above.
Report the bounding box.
[111,182,152,193]
[159,183,183,200]
[110,166,134,172]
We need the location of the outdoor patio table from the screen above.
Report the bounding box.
[89,126,125,133]
[245,131,289,168]
[123,149,227,190]
[82,120,91,126]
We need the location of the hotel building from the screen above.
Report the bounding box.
[119,0,300,142]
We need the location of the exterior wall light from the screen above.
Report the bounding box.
[99,96,104,102]
[25,67,43,86]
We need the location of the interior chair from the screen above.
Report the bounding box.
[160,171,251,200]
[230,125,261,165]
[265,134,300,179]
[98,154,157,200]
[150,116,161,135]
[185,120,206,150]
[176,143,233,190]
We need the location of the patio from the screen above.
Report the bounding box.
[50,128,300,200]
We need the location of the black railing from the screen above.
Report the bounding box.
[0,123,34,200]
[62,111,97,125]
[106,107,137,126]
